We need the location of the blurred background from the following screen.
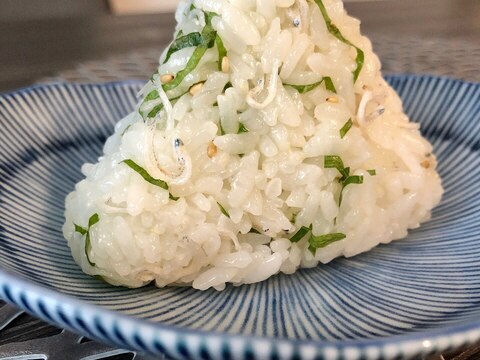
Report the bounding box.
[0,0,479,92]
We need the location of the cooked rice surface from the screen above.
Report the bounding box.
[64,0,443,291]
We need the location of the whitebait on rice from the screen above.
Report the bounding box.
[64,0,443,291]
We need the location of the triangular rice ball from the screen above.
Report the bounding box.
[64,0,443,290]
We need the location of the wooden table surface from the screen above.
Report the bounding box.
[1,0,479,92]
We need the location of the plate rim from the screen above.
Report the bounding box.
[1,75,480,359]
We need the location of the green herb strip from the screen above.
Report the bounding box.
[122,160,178,201]
[324,155,349,181]
[290,226,311,243]
[343,175,364,187]
[140,13,220,119]
[367,169,377,176]
[75,225,87,235]
[289,225,346,254]
[122,160,168,189]
[309,233,346,255]
[141,92,186,119]
[291,212,298,224]
[74,224,87,236]
[74,213,100,266]
[162,19,217,93]
[323,77,337,93]
[325,155,365,205]
[216,35,227,71]
[238,123,249,134]
[338,175,364,205]
[217,202,230,218]
[121,125,132,137]
[313,0,365,82]
[163,44,210,92]
[138,90,158,117]
[285,76,337,94]
[145,90,160,101]
[219,121,226,136]
[88,213,100,228]
[144,103,163,119]
[164,32,203,64]
[340,118,353,139]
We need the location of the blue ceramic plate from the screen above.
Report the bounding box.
[0,75,479,360]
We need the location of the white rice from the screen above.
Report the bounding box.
[63,0,443,291]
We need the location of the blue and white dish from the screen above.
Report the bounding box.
[0,75,479,359]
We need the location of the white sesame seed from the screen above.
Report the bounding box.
[160,74,174,84]
[207,142,218,158]
[189,82,204,96]
[221,56,230,73]
[421,160,431,169]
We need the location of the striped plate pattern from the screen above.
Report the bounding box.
[0,75,479,360]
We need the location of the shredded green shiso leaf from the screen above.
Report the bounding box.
[219,121,226,136]
[217,202,230,218]
[290,225,311,243]
[238,123,249,134]
[74,213,100,266]
[163,22,217,93]
[324,155,365,205]
[141,93,186,119]
[216,35,227,71]
[122,159,168,189]
[163,32,203,64]
[285,76,337,94]
[324,155,350,181]
[313,0,364,82]
[309,233,346,255]
[121,124,132,136]
[144,90,160,102]
[74,224,87,236]
[343,175,364,187]
[340,118,353,139]
[290,212,298,224]
[140,10,225,120]
[289,225,346,254]
[121,159,179,201]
